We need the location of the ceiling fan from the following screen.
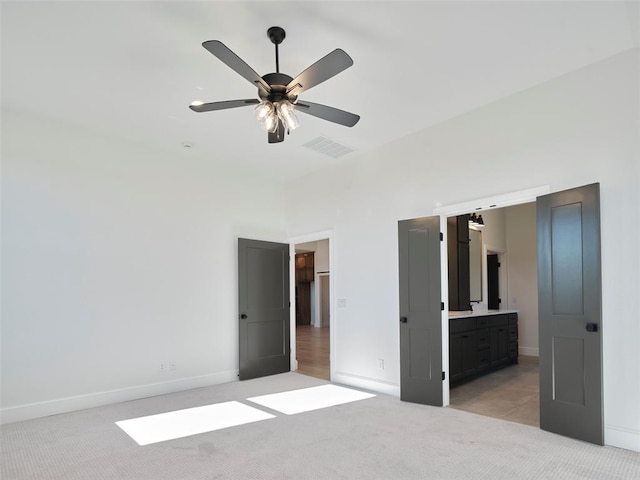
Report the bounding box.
[189,26,360,144]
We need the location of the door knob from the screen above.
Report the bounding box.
[586,323,598,332]
[240,313,248,320]
[400,317,408,323]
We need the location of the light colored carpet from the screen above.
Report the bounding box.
[2,373,639,479]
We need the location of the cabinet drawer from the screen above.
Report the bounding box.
[477,316,490,328]
[476,328,490,348]
[508,313,518,325]
[477,348,490,371]
[450,318,476,334]
[489,315,509,328]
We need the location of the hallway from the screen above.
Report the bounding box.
[295,325,330,381]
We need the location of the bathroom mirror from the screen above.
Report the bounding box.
[469,229,483,302]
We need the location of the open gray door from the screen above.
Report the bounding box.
[238,238,290,380]
[398,216,443,405]
[537,183,603,444]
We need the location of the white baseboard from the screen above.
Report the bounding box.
[332,371,400,397]
[605,424,640,452]
[0,370,238,425]
[519,346,539,357]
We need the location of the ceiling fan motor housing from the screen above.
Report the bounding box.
[259,73,297,103]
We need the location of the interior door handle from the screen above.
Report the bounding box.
[400,317,408,323]
[586,323,598,332]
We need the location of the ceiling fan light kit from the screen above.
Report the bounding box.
[190,26,360,144]
[255,99,299,134]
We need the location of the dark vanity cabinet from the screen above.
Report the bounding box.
[295,252,315,325]
[295,252,314,283]
[448,215,471,311]
[450,317,478,382]
[449,312,518,386]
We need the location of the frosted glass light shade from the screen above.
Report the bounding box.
[255,101,279,133]
[262,111,279,133]
[254,100,273,121]
[276,100,299,131]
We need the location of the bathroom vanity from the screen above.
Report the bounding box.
[449,310,518,386]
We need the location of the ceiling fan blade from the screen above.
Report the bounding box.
[189,99,260,112]
[268,120,285,144]
[202,40,270,93]
[294,101,360,127]
[286,49,353,96]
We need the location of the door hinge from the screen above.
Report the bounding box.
[498,298,502,304]
[442,371,446,381]
[440,232,443,241]
[441,302,445,311]
[497,262,501,267]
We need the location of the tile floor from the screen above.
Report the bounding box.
[449,355,540,427]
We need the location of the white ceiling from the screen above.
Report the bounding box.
[2,1,638,182]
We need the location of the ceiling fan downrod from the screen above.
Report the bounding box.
[267,26,286,73]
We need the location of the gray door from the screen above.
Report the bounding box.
[398,216,443,405]
[238,238,290,380]
[537,183,603,444]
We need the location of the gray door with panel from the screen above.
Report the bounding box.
[537,183,603,445]
[398,216,443,406]
[238,238,290,380]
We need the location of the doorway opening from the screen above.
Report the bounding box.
[290,233,332,381]
[438,192,543,428]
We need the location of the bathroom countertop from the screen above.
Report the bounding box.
[448,309,518,319]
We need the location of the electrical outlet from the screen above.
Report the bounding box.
[169,361,176,371]
[160,363,165,372]
[378,359,384,370]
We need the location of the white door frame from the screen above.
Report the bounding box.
[433,185,550,406]
[288,230,334,379]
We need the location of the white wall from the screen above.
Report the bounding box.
[478,208,507,253]
[295,241,317,253]
[284,50,640,451]
[505,203,538,356]
[1,109,288,421]
[314,239,329,273]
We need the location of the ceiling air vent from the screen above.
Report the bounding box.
[303,136,355,159]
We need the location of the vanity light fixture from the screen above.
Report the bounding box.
[469,213,485,228]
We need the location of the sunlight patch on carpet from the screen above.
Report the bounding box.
[116,401,275,445]
[247,384,375,415]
